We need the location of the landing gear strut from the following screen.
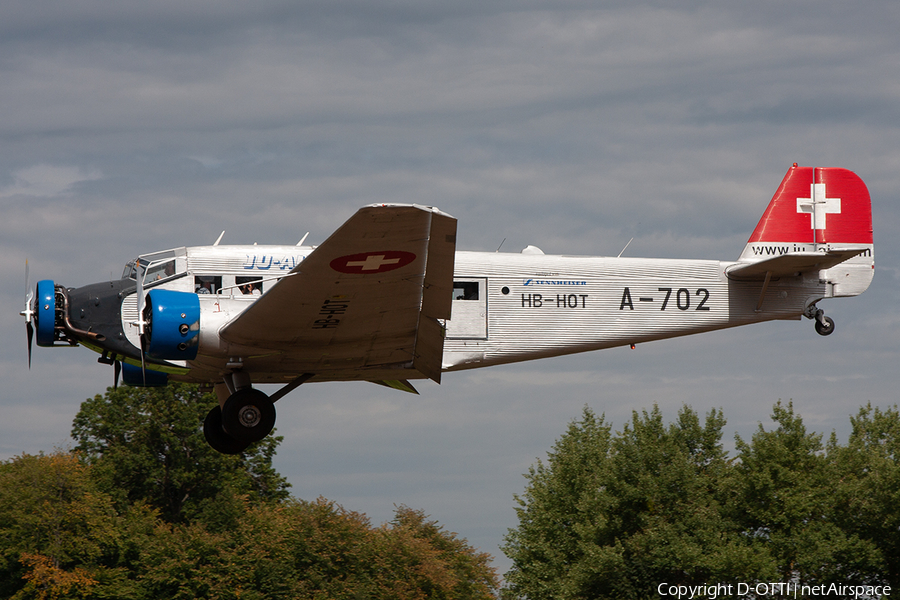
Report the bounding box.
[806,306,835,337]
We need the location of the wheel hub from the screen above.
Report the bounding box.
[238,404,262,428]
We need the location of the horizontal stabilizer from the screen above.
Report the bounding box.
[726,249,867,281]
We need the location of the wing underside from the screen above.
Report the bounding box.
[219,204,457,383]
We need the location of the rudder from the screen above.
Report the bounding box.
[738,164,874,297]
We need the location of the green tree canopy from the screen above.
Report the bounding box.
[503,402,898,599]
[503,405,769,599]
[733,401,882,587]
[0,451,158,599]
[1,384,500,599]
[70,383,290,528]
[827,403,900,583]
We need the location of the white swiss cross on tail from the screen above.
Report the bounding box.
[797,183,840,231]
[745,164,873,247]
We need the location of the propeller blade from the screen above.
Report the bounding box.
[114,360,121,390]
[22,259,35,368]
[26,321,33,369]
[140,337,147,386]
[135,259,144,322]
[136,259,147,385]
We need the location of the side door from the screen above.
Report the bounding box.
[445,278,487,339]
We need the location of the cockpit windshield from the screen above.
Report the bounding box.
[121,248,184,283]
[122,261,139,280]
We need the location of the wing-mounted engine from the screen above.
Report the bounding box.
[143,289,201,360]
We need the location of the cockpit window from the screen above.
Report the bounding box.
[145,260,176,282]
[122,261,138,280]
[122,248,183,281]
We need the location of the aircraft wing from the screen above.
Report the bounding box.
[219,204,457,383]
[725,249,866,281]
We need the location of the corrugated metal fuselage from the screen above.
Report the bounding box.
[104,245,826,384]
[442,250,823,372]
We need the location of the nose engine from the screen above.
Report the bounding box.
[23,279,91,350]
[33,280,61,347]
[21,279,65,367]
[23,278,143,366]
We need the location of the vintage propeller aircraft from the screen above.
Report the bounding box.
[22,164,874,453]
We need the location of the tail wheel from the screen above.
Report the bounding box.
[815,315,835,336]
[203,406,250,454]
[222,388,276,444]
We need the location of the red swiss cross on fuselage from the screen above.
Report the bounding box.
[330,251,417,274]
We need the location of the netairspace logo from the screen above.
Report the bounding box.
[656,582,892,599]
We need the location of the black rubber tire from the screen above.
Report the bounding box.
[203,406,249,454]
[222,388,276,443]
[815,316,835,336]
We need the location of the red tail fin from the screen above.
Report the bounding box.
[739,164,874,298]
[747,164,873,246]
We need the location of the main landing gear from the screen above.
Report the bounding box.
[204,388,275,454]
[203,372,314,454]
[805,305,835,337]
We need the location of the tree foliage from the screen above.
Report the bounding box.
[0,385,499,599]
[503,402,899,599]
[70,383,290,528]
[827,404,900,582]
[732,402,882,587]
[0,450,154,599]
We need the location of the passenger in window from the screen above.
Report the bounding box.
[195,277,213,294]
[237,277,262,295]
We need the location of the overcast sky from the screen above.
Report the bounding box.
[2,0,899,576]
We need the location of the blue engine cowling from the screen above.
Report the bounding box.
[121,362,169,387]
[144,289,200,360]
[35,279,57,346]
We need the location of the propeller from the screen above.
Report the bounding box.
[20,260,35,368]
[130,258,148,385]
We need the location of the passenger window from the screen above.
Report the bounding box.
[453,281,480,300]
[236,276,263,295]
[195,276,222,294]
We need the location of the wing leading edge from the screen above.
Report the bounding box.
[220,204,457,383]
